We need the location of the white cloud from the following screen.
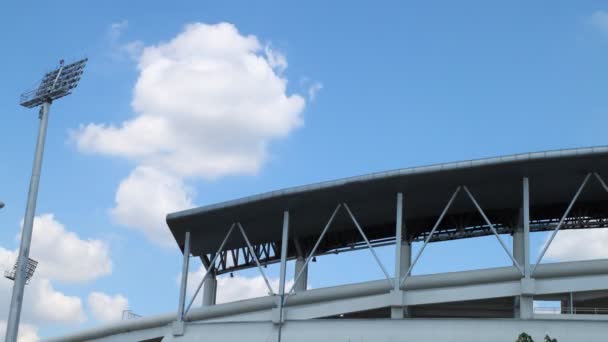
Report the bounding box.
[0,320,39,342]
[0,214,113,333]
[590,11,608,36]
[106,20,144,61]
[22,214,112,283]
[120,40,144,60]
[0,269,86,325]
[75,22,305,180]
[88,292,129,322]
[185,265,293,304]
[544,228,608,261]
[29,279,86,324]
[308,82,323,101]
[265,44,287,74]
[75,22,307,247]
[108,20,128,41]
[111,166,193,247]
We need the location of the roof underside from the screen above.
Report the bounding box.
[167,147,608,274]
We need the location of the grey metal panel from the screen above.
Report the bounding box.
[166,146,608,257]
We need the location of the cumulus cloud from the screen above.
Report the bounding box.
[544,228,608,261]
[21,214,112,282]
[88,292,129,322]
[110,167,193,247]
[185,264,293,304]
[0,320,39,342]
[29,279,86,323]
[75,22,305,179]
[0,214,112,333]
[590,10,608,36]
[0,255,85,325]
[74,22,307,247]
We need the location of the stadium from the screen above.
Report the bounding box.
[46,146,608,342]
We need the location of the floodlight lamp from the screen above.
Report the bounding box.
[4,258,38,284]
[19,58,88,108]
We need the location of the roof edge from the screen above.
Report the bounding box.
[167,146,608,222]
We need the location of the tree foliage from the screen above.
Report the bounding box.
[516,332,558,342]
[516,332,534,342]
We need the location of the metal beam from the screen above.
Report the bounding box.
[177,231,191,322]
[532,173,591,275]
[400,186,462,287]
[277,211,290,341]
[594,172,608,193]
[237,222,275,295]
[278,211,290,298]
[343,203,392,285]
[286,204,342,298]
[184,223,235,317]
[463,186,524,275]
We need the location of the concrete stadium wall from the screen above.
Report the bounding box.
[94,319,608,342]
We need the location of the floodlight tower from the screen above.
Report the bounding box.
[5,58,87,342]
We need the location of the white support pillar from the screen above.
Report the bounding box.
[518,177,533,319]
[513,210,524,267]
[202,273,217,306]
[569,292,574,314]
[391,193,411,319]
[294,257,308,292]
[513,209,523,318]
[275,211,290,325]
[174,231,190,335]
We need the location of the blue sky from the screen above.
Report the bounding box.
[1,1,608,340]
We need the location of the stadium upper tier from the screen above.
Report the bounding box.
[166,146,608,274]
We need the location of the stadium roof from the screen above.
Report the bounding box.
[166,146,608,271]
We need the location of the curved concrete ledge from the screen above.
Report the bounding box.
[44,259,608,342]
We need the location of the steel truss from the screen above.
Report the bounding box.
[204,202,608,276]
[174,171,608,327]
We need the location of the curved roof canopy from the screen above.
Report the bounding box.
[167,146,608,273]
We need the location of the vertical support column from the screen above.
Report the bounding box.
[519,177,533,319]
[513,209,523,318]
[278,211,290,298]
[391,192,410,319]
[276,211,290,325]
[202,274,216,306]
[294,257,308,292]
[513,210,524,266]
[174,231,191,335]
[522,177,531,278]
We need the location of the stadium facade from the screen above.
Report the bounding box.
[46,146,608,342]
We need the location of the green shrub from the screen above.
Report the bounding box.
[516,332,557,342]
[544,335,557,342]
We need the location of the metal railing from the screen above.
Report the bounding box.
[534,306,608,315]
